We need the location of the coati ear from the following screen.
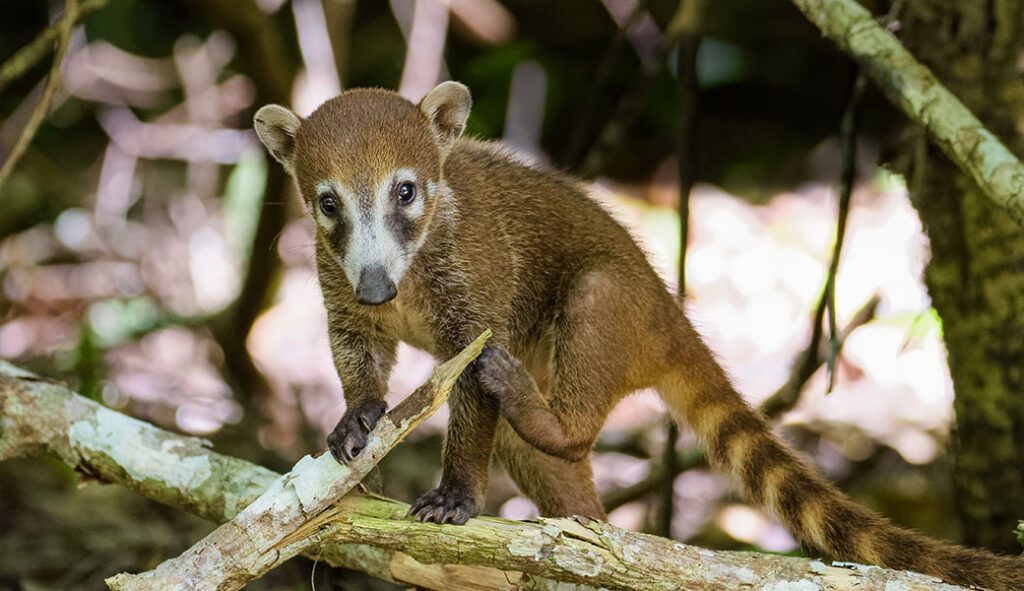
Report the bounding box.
[419,81,472,155]
[254,104,302,175]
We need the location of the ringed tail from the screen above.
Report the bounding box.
[657,320,1024,591]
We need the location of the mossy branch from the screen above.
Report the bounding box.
[787,0,1024,227]
[0,356,971,590]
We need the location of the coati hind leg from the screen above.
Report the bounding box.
[476,269,645,489]
[472,342,609,463]
[495,418,605,519]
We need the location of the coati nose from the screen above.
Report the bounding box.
[354,266,398,305]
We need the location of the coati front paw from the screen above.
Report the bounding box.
[327,399,387,463]
[408,485,480,525]
[473,345,533,406]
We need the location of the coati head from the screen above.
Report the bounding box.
[254,82,471,305]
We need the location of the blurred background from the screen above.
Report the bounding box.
[2,0,1023,589]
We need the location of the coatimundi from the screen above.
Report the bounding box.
[254,81,1024,590]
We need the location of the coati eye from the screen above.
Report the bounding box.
[318,192,339,216]
[396,181,416,205]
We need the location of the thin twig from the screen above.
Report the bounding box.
[674,10,701,301]
[759,294,879,418]
[823,72,865,391]
[0,0,79,191]
[562,0,652,169]
[657,420,679,536]
[823,0,903,391]
[0,0,108,93]
[658,0,702,538]
[577,0,696,178]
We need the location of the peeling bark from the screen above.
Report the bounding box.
[0,361,969,590]
[104,330,490,591]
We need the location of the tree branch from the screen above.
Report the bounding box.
[562,0,652,169]
[0,360,968,590]
[0,0,81,191]
[105,330,491,591]
[0,0,109,93]
[576,0,692,178]
[786,0,1024,228]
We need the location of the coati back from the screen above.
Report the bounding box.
[254,82,1024,591]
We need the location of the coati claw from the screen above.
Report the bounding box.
[409,486,479,525]
[327,399,387,463]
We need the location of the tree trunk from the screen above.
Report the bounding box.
[898,0,1024,554]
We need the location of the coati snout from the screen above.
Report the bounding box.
[354,265,397,305]
[254,82,472,305]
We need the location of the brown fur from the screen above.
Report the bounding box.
[255,84,1024,590]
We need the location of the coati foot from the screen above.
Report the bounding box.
[327,399,387,463]
[473,345,534,405]
[408,485,479,525]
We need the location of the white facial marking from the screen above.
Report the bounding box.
[316,169,424,294]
